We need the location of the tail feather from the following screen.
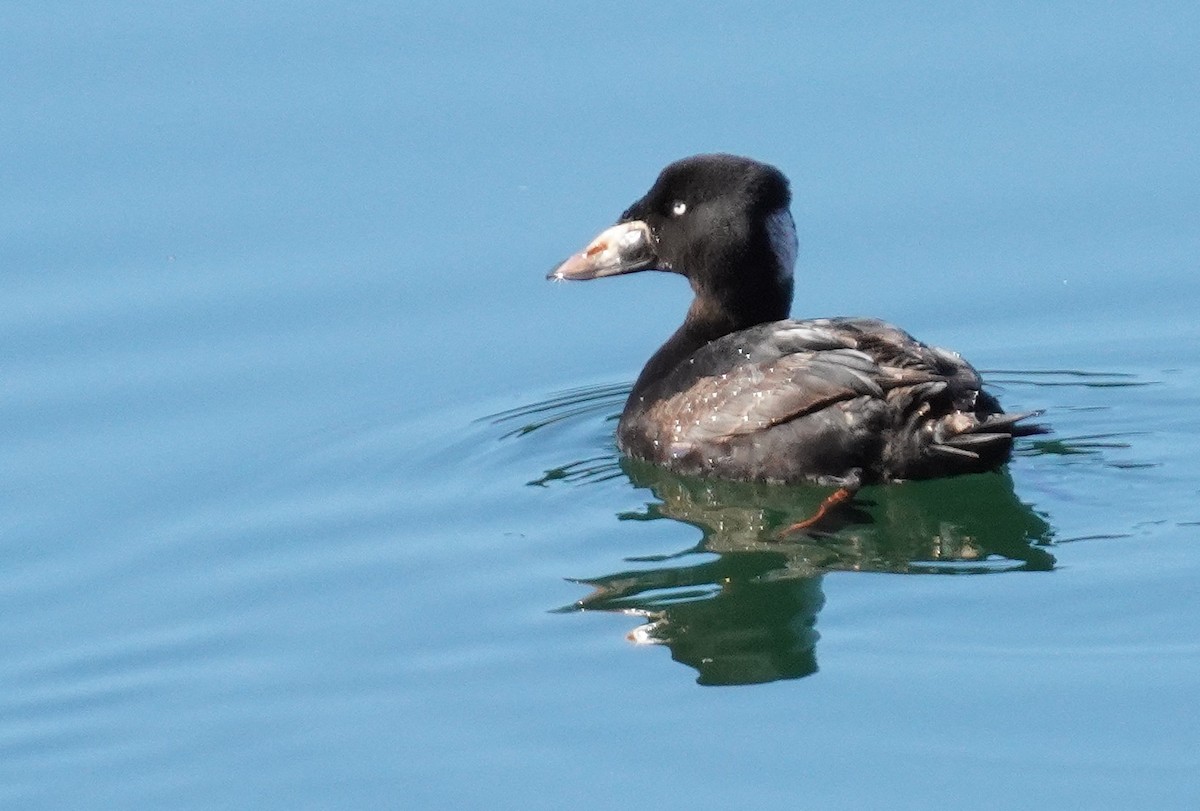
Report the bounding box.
[943,431,1011,449]
[962,410,1044,435]
[1004,410,1050,437]
[929,443,981,460]
[904,408,1049,478]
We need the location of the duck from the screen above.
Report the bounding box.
[548,153,1044,501]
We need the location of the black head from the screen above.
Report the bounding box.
[550,154,796,328]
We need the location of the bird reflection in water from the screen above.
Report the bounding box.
[558,459,1054,686]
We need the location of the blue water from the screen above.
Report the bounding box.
[4,3,1200,808]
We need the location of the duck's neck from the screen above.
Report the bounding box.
[625,249,795,407]
[628,284,792,408]
[627,298,724,401]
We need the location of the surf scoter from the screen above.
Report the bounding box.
[548,154,1043,494]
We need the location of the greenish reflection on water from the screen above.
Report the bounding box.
[493,383,1056,685]
[564,461,1053,686]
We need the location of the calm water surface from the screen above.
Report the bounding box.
[4,3,1199,808]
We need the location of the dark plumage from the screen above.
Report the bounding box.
[549,153,1044,486]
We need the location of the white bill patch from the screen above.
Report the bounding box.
[619,226,644,248]
[765,207,798,281]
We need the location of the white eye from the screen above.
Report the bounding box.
[671,200,687,216]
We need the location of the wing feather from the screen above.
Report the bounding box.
[647,348,893,441]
